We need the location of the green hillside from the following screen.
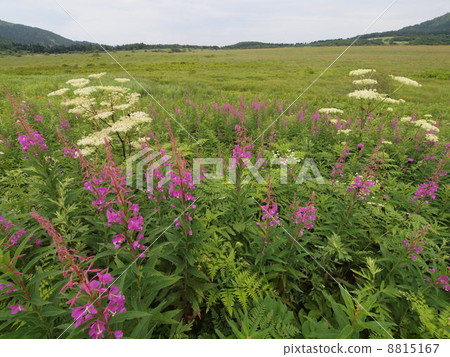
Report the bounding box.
[0,12,449,54]
[0,19,75,46]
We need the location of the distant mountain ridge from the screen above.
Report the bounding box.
[310,12,450,46]
[0,19,76,46]
[0,12,449,53]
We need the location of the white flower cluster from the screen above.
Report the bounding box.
[48,88,70,97]
[399,117,440,143]
[348,89,404,104]
[337,129,352,135]
[425,134,439,142]
[79,147,95,156]
[74,86,98,96]
[77,112,153,149]
[109,112,153,133]
[382,140,392,145]
[319,108,344,115]
[347,89,384,100]
[77,128,113,147]
[413,119,439,132]
[96,85,129,93]
[390,75,422,87]
[88,72,106,79]
[383,97,405,104]
[64,97,96,116]
[66,78,90,87]
[92,111,115,120]
[272,149,301,164]
[352,79,378,86]
[55,73,153,155]
[349,69,376,76]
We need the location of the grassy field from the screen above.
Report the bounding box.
[0,45,449,339]
[1,46,449,109]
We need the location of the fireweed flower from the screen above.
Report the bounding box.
[331,147,350,182]
[168,124,197,201]
[231,124,253,170]
[402,225,430,261]
[436,275,450,291]
[0,215,39,248]
[17,131,48,153]
[256,178,280,249]
[30,212,126,338]
[4,89,48,156]
[9,305,26,314]
[80,140,147,255]
[289,192,317,238]
[412,153,449,204]
[348,174,376,200]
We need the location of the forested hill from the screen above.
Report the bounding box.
[0,19,77,46]
[0,12,449,54]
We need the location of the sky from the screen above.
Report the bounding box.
[1,0,449,46]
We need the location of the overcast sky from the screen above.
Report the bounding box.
[2,0,449,46]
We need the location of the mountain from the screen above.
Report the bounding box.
[386,12,450,35]
[0,12,449,54]
[0,19,75,46]
[309,12,450,46]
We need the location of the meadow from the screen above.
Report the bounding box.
[0,45,449,339]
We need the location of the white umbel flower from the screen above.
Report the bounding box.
[77,128,113,147]
[114,103,131,110]
[48,88,70,96]
[96,86,129,93]
[348,89,384,100]
[88,72,106,78]
[319,108,344,115]
[80,147,95,156]
[390,75,421,87]
[425,134,439,142]
[353,79,378,86]
[109,112,153,133]
[61,97,91,107]
[383,97,405,104]
[337,129,352,135]
[413,120,439,132]
[74,86,98,96]
[92,111,115,120]
[349,69,376,76]
[66,78,90,87]
[115,78,131,83]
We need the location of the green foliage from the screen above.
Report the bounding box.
[217,297,299,339]
[0,49,448,340]
[403,292,450,338]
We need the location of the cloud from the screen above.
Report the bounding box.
[1,0,449,45]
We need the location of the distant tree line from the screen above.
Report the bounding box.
[0,35,449,55]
